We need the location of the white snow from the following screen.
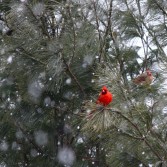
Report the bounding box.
[16,4,24,12]
[63,91,73,100]
[44,96,51,106]
[37,108,43,114]
[28,81,44,101]
[77,137,84,144]
[63,124,72,134]
[12,141,21,150]
[30,149,38,157]
[66,78,72,85]
[162,106,167,114]
[7,56,13,64]
[51,100,55,107]
[0,141,8,151]
[32,3,45,16]
[145,97,154,107]
[16,130,24,139]
[0,162,6,167]
[57,147,76,166]
[77,126,80,129]
[34,130,48,146]
[82,55,93,68]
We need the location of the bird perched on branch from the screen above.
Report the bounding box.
[133,69,153,85]
[96,86,113,106]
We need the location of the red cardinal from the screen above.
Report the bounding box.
[133,69,153,85]
[96,86,113,106]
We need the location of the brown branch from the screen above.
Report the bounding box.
[106,108,163,160]
[104,0,113,38]
[62,57,86,97]
[16,123,45,156]
[101,0,113,60]
[92,0,113,62]
[154,0,167,16]
[16,47,47,66]
[91,0,103,62]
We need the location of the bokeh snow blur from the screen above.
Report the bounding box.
[34,130,48,146]
[57,147,76,166]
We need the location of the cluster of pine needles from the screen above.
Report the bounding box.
[76,101,121,133]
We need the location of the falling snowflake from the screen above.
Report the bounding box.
[66,78,72,85]
[57,147,76,166]
[30,149,38,157]
[16,4,24,12]
[34,130,48,146]
[16,130,24,139]
[7,56,13,64]
[44,96,51,106]
[63,124,72,134]
[28,80,44,102]
[32,3,45,16]
[63,91,73,100]
[12,142,21,150]
[82,55,93,68]
[0,162,6,167]
[0,141,8,151]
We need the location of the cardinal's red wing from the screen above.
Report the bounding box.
[97,92,112,106]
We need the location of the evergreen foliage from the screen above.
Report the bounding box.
[0,0,167,166]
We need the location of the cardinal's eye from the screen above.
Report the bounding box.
[102,90,107,94]
[148,73,151,76]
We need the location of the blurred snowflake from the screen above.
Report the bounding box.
[57,147,76,166]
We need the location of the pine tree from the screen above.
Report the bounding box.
[0,0,167,167]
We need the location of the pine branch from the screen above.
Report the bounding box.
[141,20,166,59]
[124,0,160,71]
[107,108,163,160]
[17,47,47,66]
[124,0,148,72]
[14,122,53,161]
[65,3,77,63]
[91,0,103,62]
[92,0,113,62]
[104,0,113,40]
[101,0,113,62]
[120,130,143,140]
[154,0,167,16]
[24,3,51,39]
[62,56,86,97]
